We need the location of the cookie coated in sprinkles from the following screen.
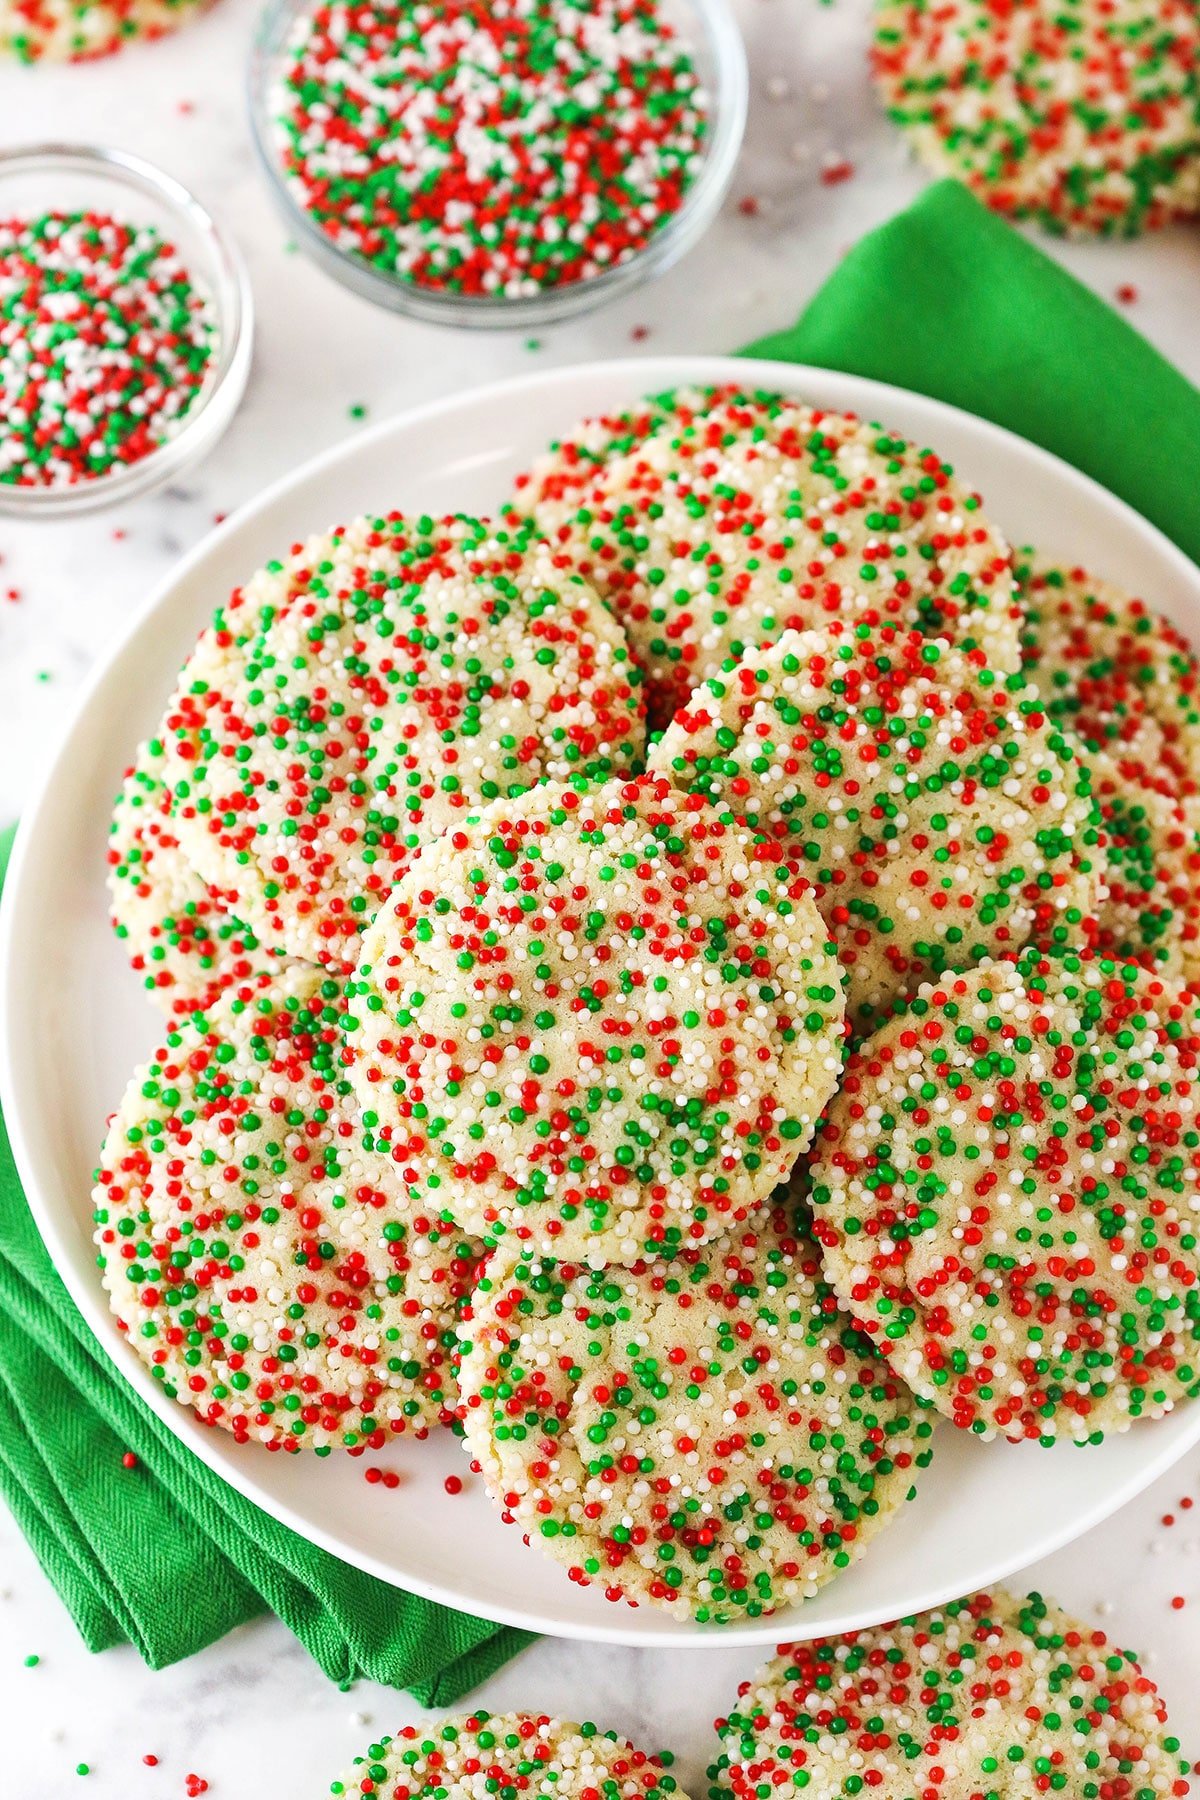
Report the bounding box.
[709,1587,1191,1800]
[456,1198,934,1621]
[510,387,1022,728]
[872,0,1200,236]
[809,945,1200,1444]
[108,736,291,1017]
[93,967,479,1450]
[346,772,847,1264]
[160,510,645,970]
[652,620,1104,1030]
[1018,557,1200,812]
[329,1712,689,1800]
[1020,557,1200,977]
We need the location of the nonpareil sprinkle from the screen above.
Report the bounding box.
[270,0,710,298]
[0,210,217,489]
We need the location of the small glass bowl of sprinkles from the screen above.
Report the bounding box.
[248,0,747,328]
[0,143,253,517]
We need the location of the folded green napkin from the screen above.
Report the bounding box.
[0,823,532,1696]
[745,179,1200,571]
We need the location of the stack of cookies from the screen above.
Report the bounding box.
[95,384,1200,1626]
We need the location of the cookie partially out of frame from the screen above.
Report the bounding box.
[330,1713,690,1800]
[872,0,1200,236]
[709,1588,1191,1800]
[3,0,212,62]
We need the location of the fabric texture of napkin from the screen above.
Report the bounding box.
[0,821,532,1698]
[3,178,1198,1692]
[744,179,1200,571]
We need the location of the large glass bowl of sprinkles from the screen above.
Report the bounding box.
[248,0,747,327]
[0,144,253,518]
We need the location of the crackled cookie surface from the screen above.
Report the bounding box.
[809,947,1200,1443]
[330,1713,689,1800]
[872,0,1200,236]
[94,967,478,1450]
[709,1588,1191,1800]
[457,1200,933,1621]
[653,623,1103,1030]
[108,735,290,1016]
[347,774,846,1264]
[161,511,644,969]
[510,387,1021,726]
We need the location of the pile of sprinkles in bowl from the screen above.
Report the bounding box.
[270,0,710,298]
[0,209,217,489]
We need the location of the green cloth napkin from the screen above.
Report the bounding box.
[744,179,1200,571]
[0,823,532,1696]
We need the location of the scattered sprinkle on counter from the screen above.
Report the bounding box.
[0,211,216,489]
[270,0,709,298]
[709,1588,1192,1800]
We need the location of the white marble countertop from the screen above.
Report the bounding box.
[2,1,1200,1793]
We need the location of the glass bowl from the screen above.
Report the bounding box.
[0,144,253,520]
[248,0,748,330]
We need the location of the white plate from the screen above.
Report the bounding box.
[5,355,1200,1650]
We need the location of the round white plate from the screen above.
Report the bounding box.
[5,355,1200,1649]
